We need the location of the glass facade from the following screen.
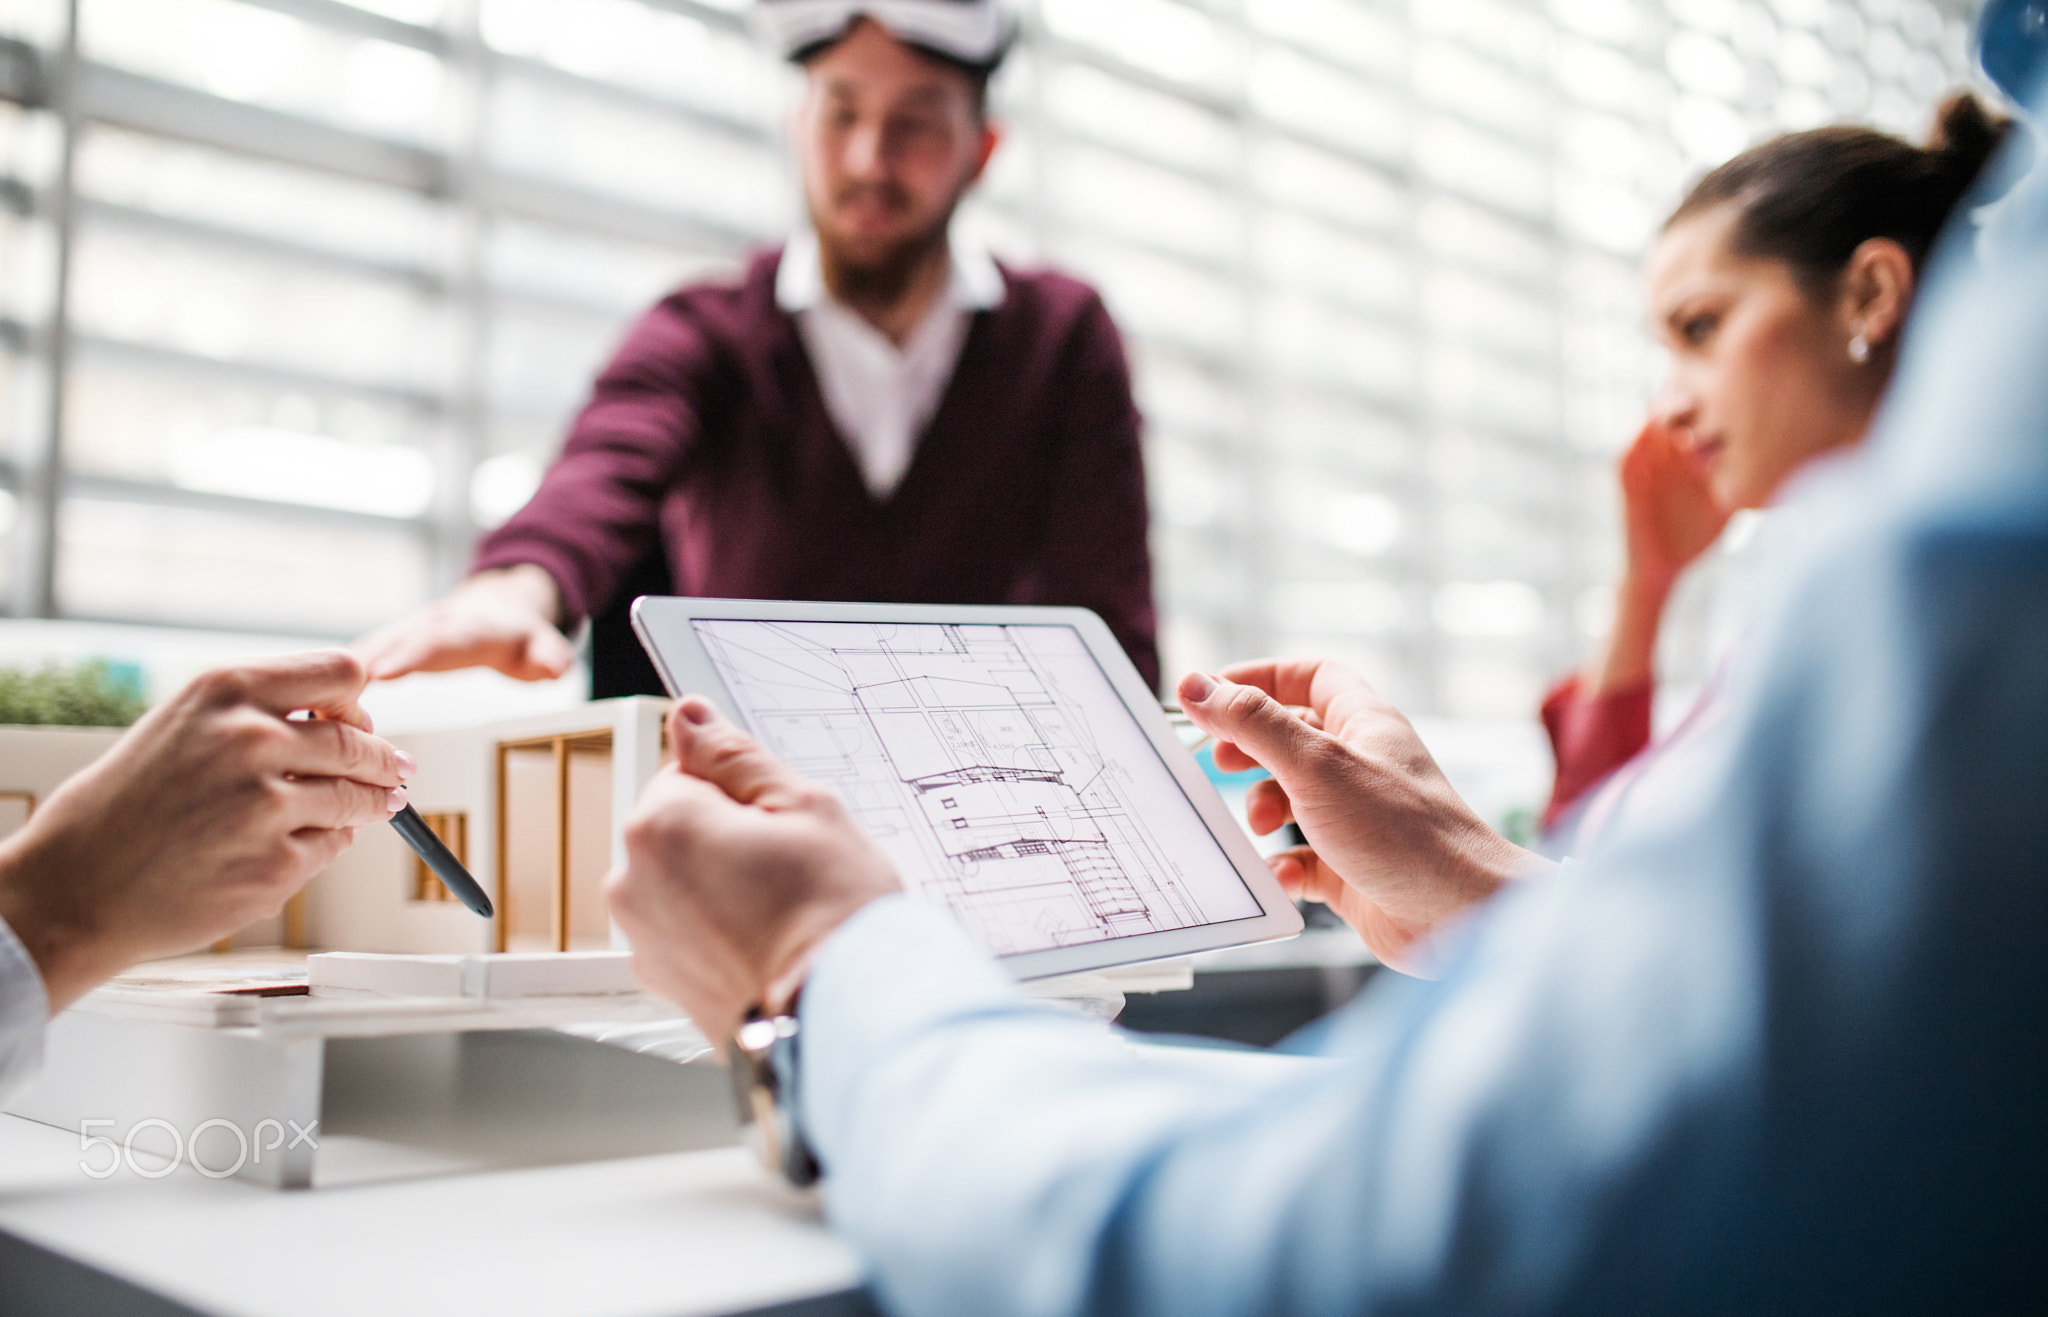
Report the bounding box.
[0,0,1983,710]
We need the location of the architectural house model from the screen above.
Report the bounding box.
[302,697,669,956]
[0,725,126,843]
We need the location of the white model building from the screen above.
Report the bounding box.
[302,697,669,955]
[0,725,126,842]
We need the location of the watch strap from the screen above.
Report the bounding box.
[729,1010,819,1187]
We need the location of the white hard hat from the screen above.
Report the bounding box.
[753,0,1016,71]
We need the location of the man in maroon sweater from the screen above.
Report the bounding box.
[357,1,1159,693]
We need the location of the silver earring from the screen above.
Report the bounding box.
[1848,333,1871,364]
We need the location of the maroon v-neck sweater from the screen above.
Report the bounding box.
[473,248,1160,690]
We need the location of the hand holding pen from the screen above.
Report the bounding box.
[0,651,414,1011]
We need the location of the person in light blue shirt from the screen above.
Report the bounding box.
[607,73,2048,1317]
[0,651,413,1103]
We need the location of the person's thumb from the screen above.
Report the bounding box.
[1177,671,1324,775]
[669,696,807,808]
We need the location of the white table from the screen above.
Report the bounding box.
[0,1029,1325,1317]
[0,1113,869,1317]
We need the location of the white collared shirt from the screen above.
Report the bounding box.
[776,229,1006,500]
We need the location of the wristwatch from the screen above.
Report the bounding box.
[728,1008,819,1186]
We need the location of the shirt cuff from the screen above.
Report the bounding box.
[0,912,49,1106]
[798,894,1029,1162]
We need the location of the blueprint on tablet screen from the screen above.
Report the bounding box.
[693,619,1262,957]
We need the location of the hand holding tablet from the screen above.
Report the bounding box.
[628,598,1302,982]
[609,693,904,1043]
[1175,660,1546,974]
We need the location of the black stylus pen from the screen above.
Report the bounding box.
[389,803,495,918]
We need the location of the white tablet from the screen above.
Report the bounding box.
[631,597,1303,980]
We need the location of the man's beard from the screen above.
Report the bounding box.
[813,185,954,309]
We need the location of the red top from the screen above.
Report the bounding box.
[473,248,1161,690]
[1539,674,1654,831]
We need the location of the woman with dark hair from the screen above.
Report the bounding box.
[1540,92,2018,848]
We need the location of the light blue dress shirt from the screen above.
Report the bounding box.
[798,88,2048,1316]
[0,913,49,1104]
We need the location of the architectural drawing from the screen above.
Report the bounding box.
[695,620,1257,956]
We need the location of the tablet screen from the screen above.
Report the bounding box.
[692,619,1264,957]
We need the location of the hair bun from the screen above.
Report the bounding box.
[1670,87,2024,284]
[1926,91,2014,186]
